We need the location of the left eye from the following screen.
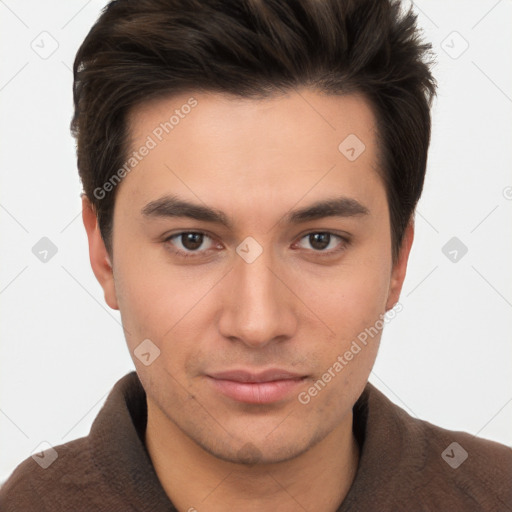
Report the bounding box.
[295,232,345,252]
[166,232,215,254]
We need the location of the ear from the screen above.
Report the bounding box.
[385,221,414,310]
[82,196,119,310]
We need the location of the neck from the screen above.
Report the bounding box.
[145,400,359,512]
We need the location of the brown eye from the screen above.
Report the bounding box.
[296,232,345,252]
[308,233,331,250]
[181,232,204,250]
[165,232,215,257]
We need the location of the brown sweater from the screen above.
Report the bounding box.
[1,372,511,511]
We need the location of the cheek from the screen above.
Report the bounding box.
[304,258,391,342]
[345,266,390,321]
[112,246,221,365]
[111,241,171,350]
[305,268,390,416]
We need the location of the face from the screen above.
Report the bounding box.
[84,89,412,465]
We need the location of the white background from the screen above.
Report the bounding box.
[1,0,511,483]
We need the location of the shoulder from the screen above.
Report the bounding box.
[351,383,512,510]
[0,437,111,512]
[385,385,511,507]
[413,415,512,507]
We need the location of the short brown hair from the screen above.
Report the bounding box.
[71,0,436,259]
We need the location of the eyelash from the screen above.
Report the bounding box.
[163,231,349,259]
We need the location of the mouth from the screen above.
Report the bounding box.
[206,369,307,404]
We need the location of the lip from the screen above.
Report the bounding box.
[206,369,307,404]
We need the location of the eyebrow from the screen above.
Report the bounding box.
[141,194,369,228]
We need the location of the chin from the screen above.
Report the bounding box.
[191,426,325,467]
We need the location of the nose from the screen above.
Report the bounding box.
[218,247,298,349]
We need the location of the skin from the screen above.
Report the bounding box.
[83,89,413,512]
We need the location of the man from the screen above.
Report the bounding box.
[1,0,510,510]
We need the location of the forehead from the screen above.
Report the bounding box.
[118,90,384,224]
[126,89,378,158]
